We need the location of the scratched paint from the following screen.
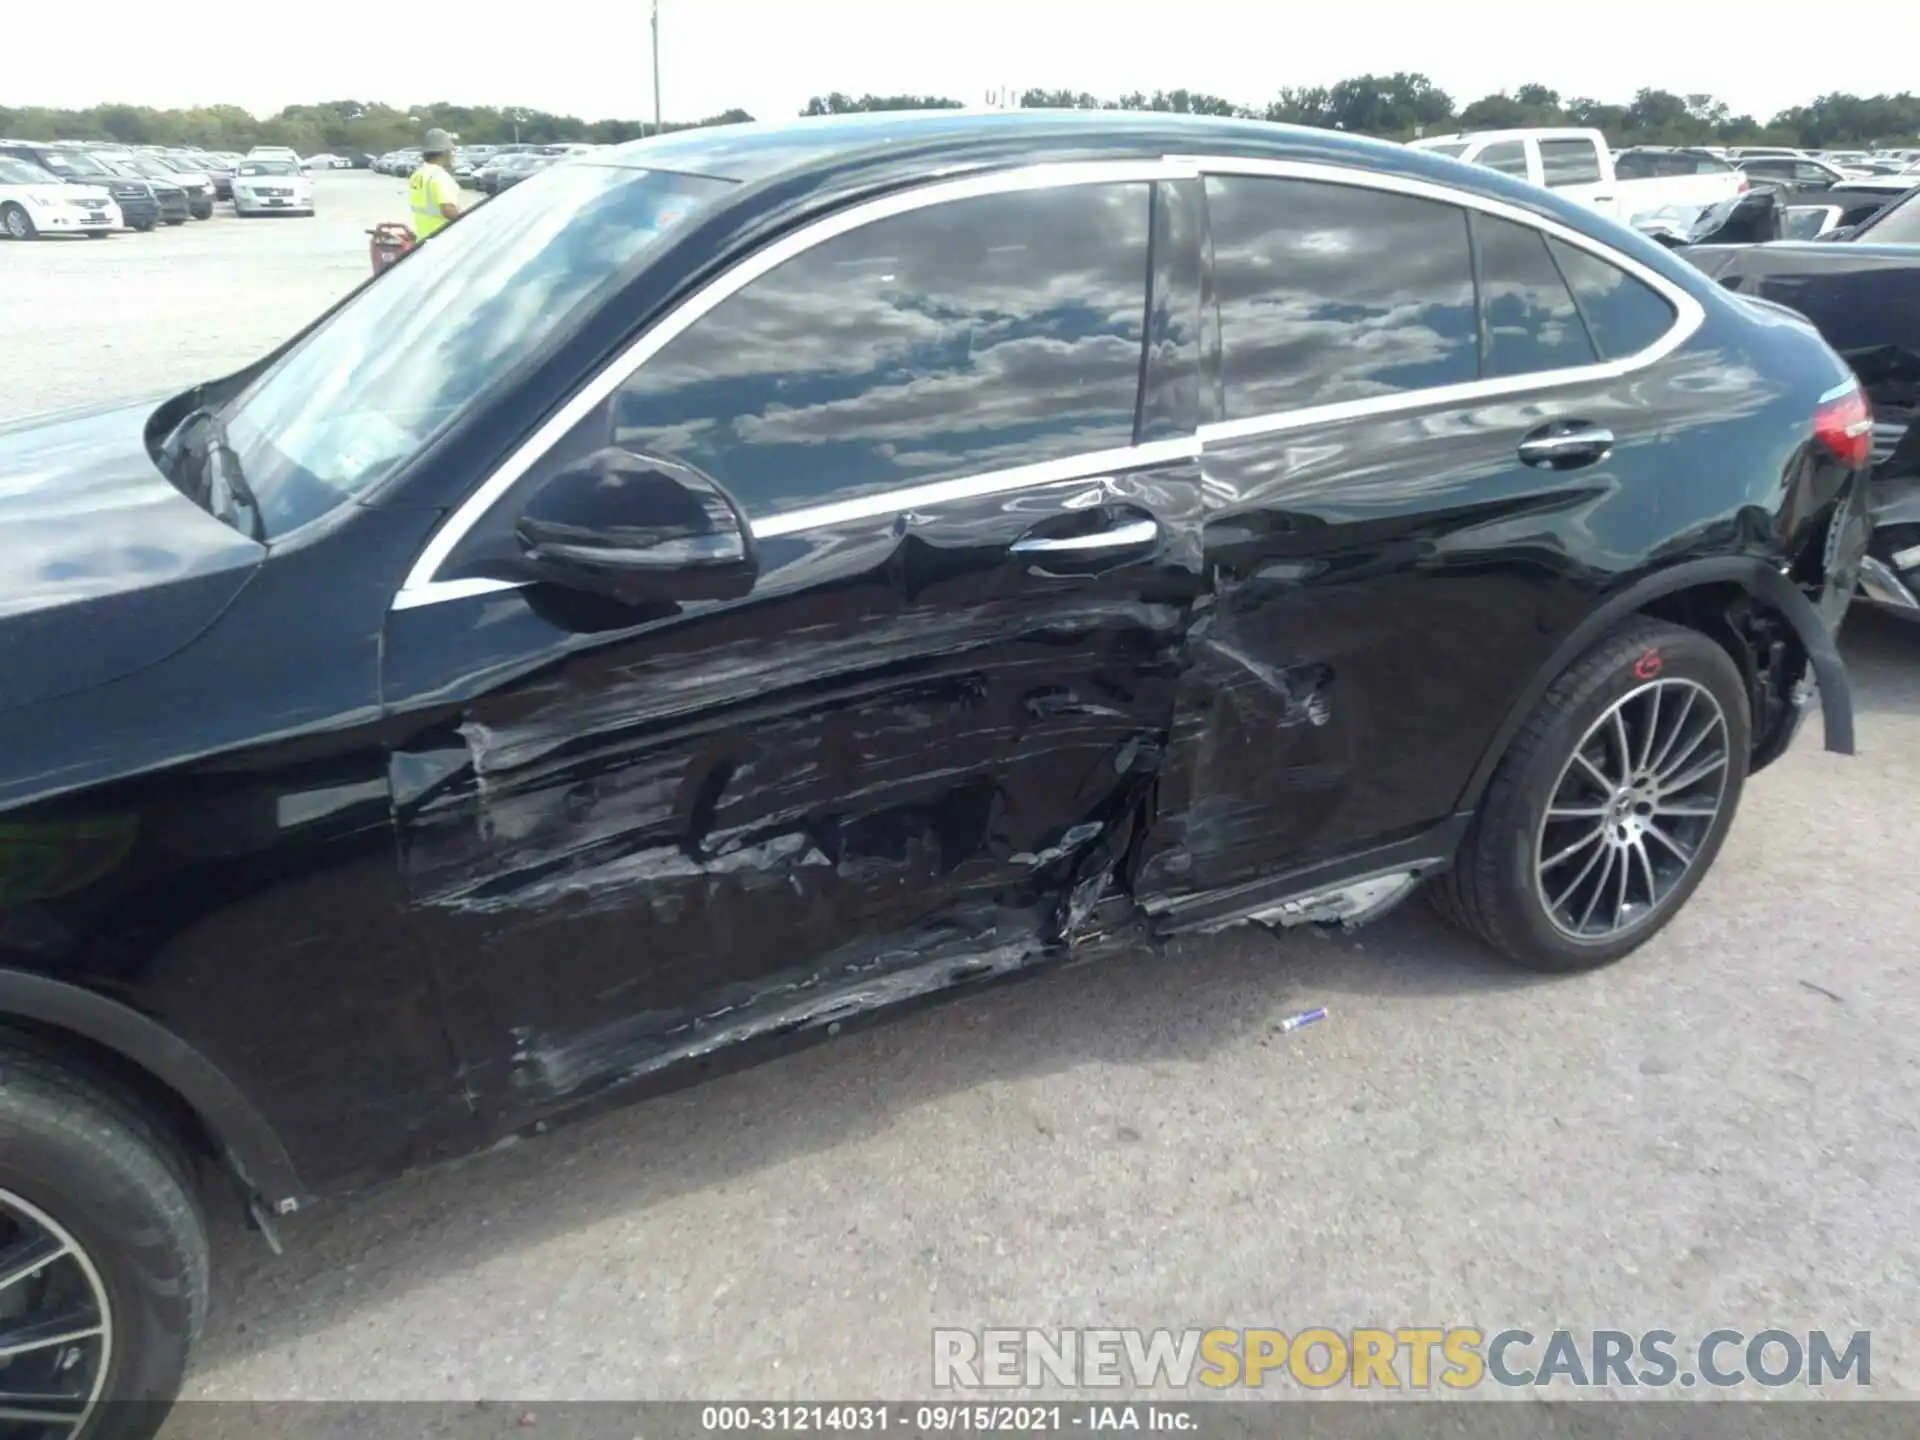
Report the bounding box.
[507,903,1050,1102]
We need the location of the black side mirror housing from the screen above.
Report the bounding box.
[513,448,758,606]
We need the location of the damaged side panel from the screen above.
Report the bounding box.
[382,466,1205,1125]
[1135,350,1757,909]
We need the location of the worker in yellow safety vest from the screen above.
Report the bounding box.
[408,128,461,241]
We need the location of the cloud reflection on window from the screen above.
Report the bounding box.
[1475,213,1599,378]
[610,183,1152,517]
[1207,176,1480,419]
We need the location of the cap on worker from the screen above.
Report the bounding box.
[422,128,456,155]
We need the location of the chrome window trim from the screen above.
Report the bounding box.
[391,157,1199,610]
[391,152,1710,613]
[1179,155,1708,447]
[752,437,1201,539]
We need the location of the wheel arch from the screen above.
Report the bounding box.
[0,968,303,1213]
[1455,558,1855,815]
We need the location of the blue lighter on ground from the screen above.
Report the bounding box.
[1275,1008,1328,1034]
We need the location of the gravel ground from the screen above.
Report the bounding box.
[5,173,1918,1412]
[0,174,388,421]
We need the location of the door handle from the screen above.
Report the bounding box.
[1009,516,1160,557]
[1518,422,1615,470]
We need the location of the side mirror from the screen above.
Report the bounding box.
[512,448,758,606]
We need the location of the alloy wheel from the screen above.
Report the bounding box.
[1534,678,1731,942]
[0,1189,112,1436]
[3,211,27,240]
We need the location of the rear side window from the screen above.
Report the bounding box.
[1614,152,1656,179]
[1545,238,1678,359]
[608,182,1152,517]
[1539,138,1604,187]
[1474,141,1529,178]
[1206,175,1479,417]
[1473,215,1597,376]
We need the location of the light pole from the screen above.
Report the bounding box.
[651,0,663,135]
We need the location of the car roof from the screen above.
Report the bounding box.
[604,109,1417,185]
[579,109,1709,307]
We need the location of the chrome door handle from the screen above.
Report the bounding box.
[1009,517,1160,555]
[1519,425,1615,468]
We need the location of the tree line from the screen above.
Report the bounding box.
[3,81,1917,155]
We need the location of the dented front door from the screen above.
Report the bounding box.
[378,171,1205,1127]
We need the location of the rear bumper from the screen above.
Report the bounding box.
[1862,470,1920,617]
[1859,555,1920,613]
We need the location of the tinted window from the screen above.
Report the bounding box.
[1475,141,1530,178]
[1474,215,1597,376]
[607,182,1150,518]
[1687,152,1733,174]
[1540,138,1603,187]
[1207,175,1478,417]
[1794,162,1835,184]
[1614,152,1657,179]
[1744,159,1793,178]
[1545,238,1677,359]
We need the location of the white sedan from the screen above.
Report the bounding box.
[0,155,121,239]
[231,158,315,217]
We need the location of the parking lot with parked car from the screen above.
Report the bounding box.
[4,132,1920,1433]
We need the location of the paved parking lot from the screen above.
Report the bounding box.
[6,172,1919,1407]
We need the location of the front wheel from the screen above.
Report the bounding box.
[1433,618,1751,972]
[0,1046,209,1440]
[1,203,36,240]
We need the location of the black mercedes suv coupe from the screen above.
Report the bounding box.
[0,111,1871,1434]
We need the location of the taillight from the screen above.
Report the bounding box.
[1814,385,1873,469]
[1737,174,1750,193]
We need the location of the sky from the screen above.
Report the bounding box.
[8,0,1896,126]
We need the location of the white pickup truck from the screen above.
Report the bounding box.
[1408,128,1747,227]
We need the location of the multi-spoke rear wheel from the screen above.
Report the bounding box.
[1434,618,1751,971]
[1536,679,1730,942]
[0,1191,111,1435]
[0,1046,207,1440]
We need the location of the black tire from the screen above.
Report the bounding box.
[86,231,112,240]
[1,202,36,241]
[132,221,156,233]
[0,1045,208,1440]
[1432,617,1751,972]
[163,218,187,227]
